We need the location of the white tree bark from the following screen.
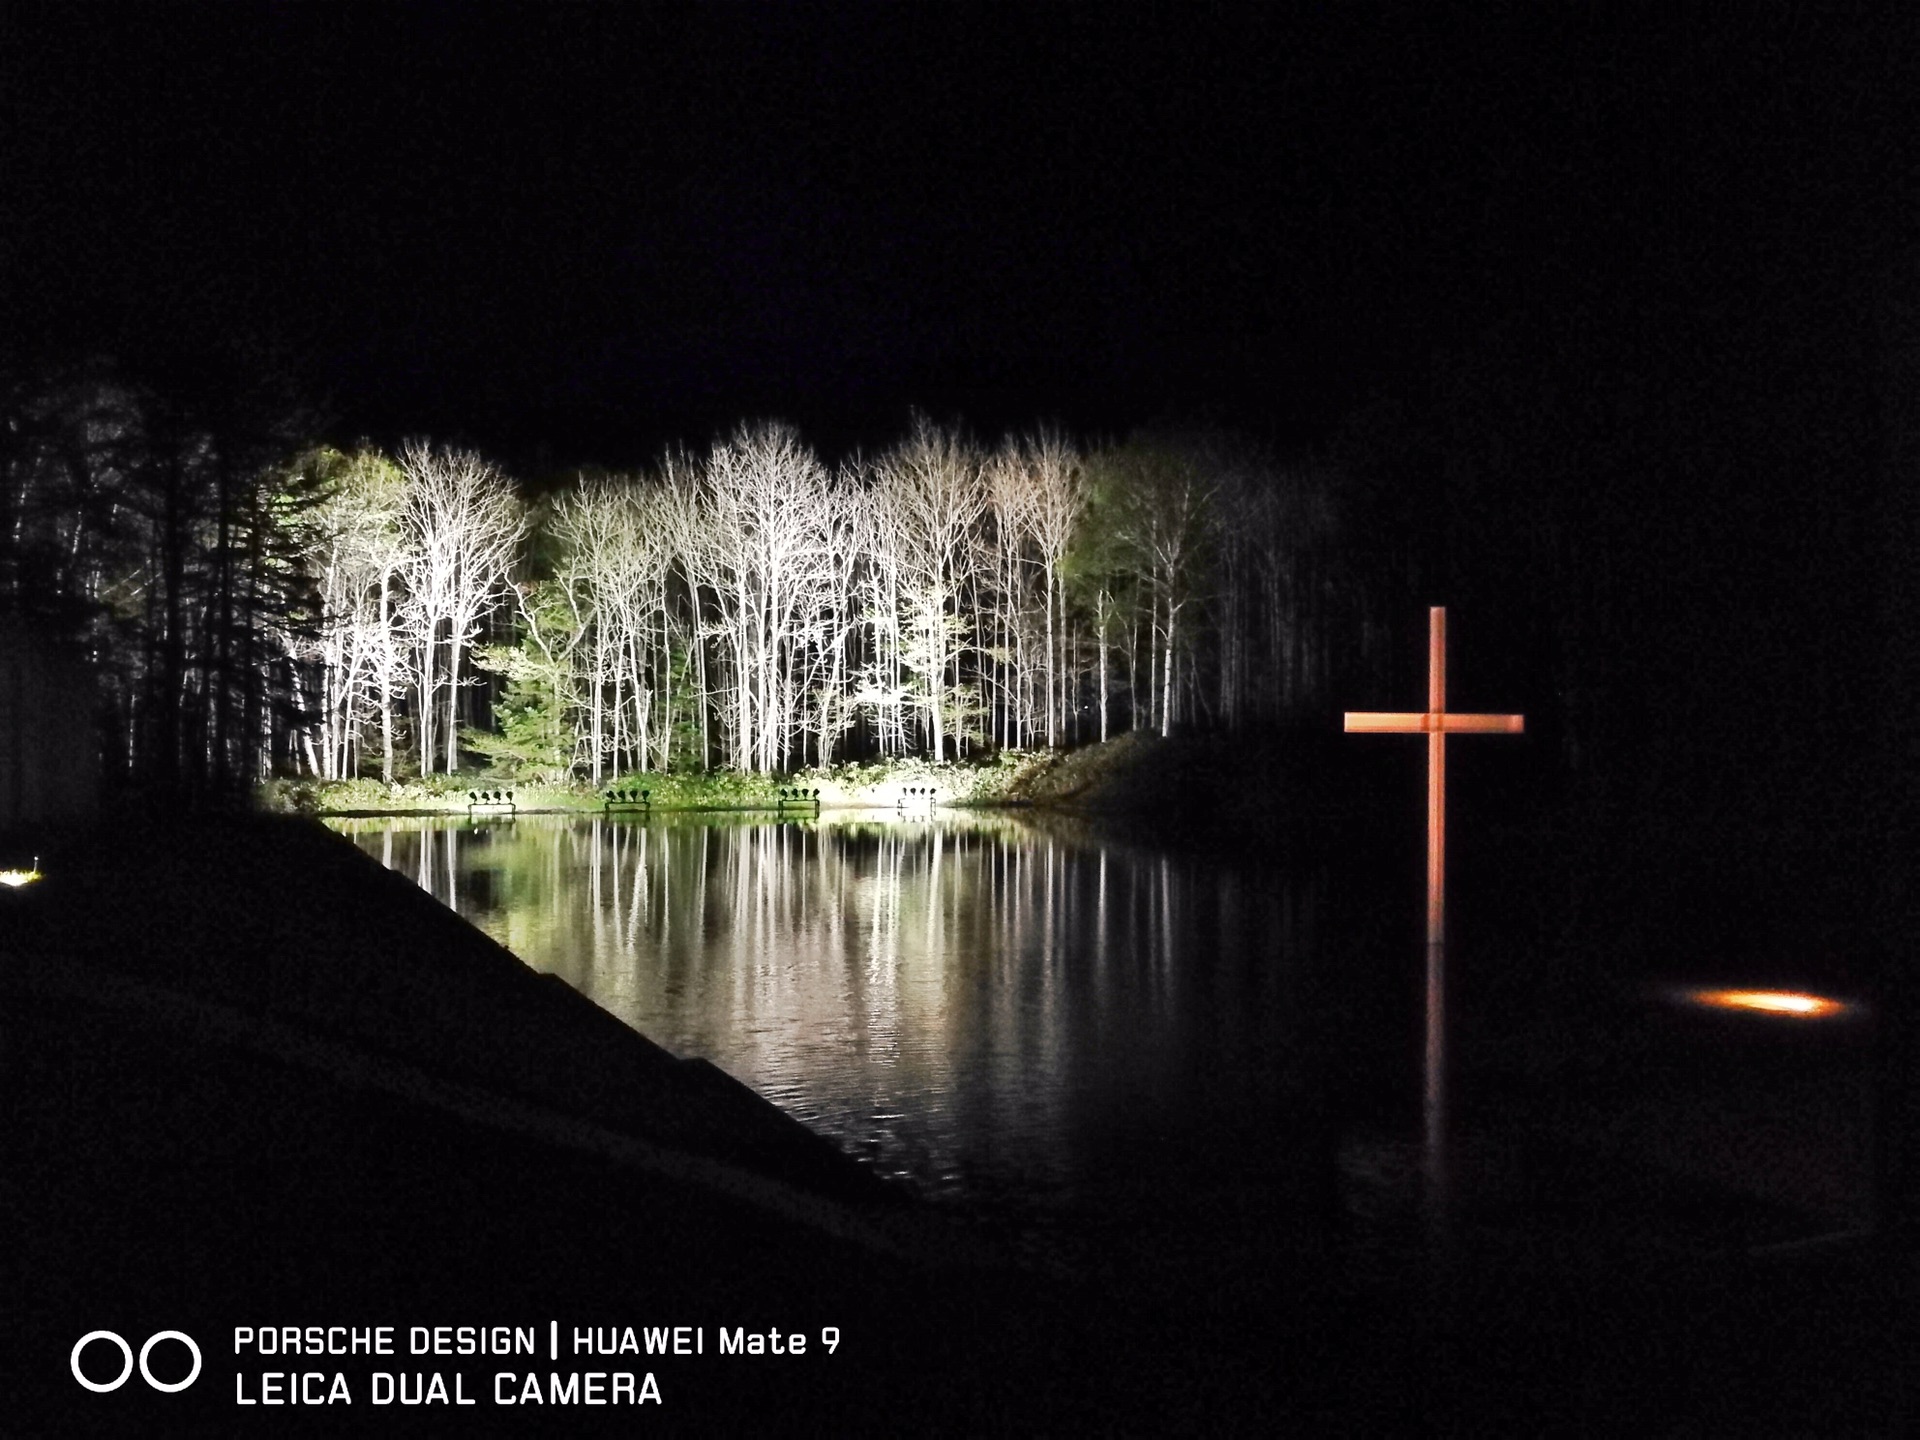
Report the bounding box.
[396,440,525,775]
[868,415,988,760]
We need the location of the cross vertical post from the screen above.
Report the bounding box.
[1427,604,1446,950]
[1425,606,1447,1223]
[1345,606,1524,1237]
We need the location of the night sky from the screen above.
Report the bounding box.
[7,5,1908,469]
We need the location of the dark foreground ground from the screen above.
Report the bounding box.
[2,814,1914,1436]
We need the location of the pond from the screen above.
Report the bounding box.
[327,809,1366,1250]
[327,805,1882,1258]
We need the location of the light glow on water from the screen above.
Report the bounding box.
[1681,987,1850,1018]
[328,810,1306,1218]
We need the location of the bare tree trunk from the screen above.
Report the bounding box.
[633,631,650,774]
[379,577,396,785]
[1044,555,1056,747]
[445,624,461,774]
[1152,606,1167,744]
[1098,594,1110,744]
[1145,587,1158,735]
[589,635,604,784]
[610,659,624,780]
[417,627,436,777]
[695,618,709,768]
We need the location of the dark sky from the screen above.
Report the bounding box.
[5,3,1909,469]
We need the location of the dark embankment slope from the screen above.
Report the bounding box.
[0,815,1284,1433]
[7,813,886,1209]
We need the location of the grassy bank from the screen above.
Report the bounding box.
[258,729,1373,843]
[261,749,1055,816]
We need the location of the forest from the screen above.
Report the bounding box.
[1,359,1387,796]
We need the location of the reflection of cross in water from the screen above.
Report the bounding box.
[1345,607,1524,1231]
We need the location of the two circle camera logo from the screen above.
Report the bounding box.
[71,1331,202,1393]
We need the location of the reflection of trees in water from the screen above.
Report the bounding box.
[328,812,1314,1209]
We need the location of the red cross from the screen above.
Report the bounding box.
[1345,607,1524,1222]
[1345,606,1525,949]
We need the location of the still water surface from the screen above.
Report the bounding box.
[329,810,1334,1229]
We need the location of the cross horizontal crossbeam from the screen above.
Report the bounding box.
[1343,711,1523,733]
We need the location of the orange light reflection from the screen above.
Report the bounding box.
[1684,988,1848,1019]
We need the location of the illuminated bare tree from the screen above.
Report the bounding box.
[544,472,687,781]
[988,428,1086,747]
[983,445,1039,748]
[868,415,989,759]
[693,422,836,773]
[847,476,911,756]
[598,480,675,777]
[396,441,525,774]
[548,476,618,780]
[652,456,717,769]
[799,473,867,764]
[297,446,408,780]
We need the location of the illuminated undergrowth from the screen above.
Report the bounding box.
[259,748,1068,816]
